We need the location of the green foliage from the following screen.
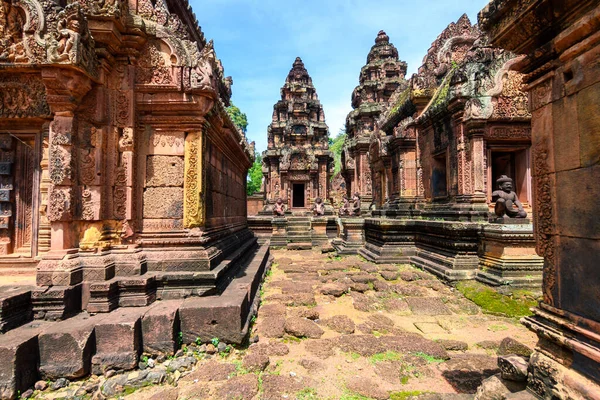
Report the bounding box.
[177,331,183,347]
[413,352,445,364]
[247,153,263,196]
[211,337,220,347]
[195,337,202,345]
[455,281,538,318]
[340,392,373,400]
[369,351,402,364]
[226,103,248,133]
[329,129,347,177]
[296,388,319,400]
[390,390,429,400]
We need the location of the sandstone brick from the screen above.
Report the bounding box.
[145,156,184,187]
[91,308,144,374]
[39,314,105,380]
[0,321,51,400]
[142,300,182,356]
[143,187,183,219]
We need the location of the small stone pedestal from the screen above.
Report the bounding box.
[270,217,288,248]
[311,217,329,247]
[477,220,543,288]
[332,218,365,255]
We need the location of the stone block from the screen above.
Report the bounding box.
[577,82,600,167]
[38,314,105,380]
[555,165,600,240]
[145,156,184,187]
[0,321,51,400]
[0,286,33,333]
[91,308,144,374]
[142,300,182,356]
[117,277,157,307]
[86,280,119,314]
[148,132,185,156]
[31,285,82,321]
[179,294,246,345]
[143,187,183,219]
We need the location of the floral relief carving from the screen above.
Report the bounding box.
[78,148,95,185]
[80,188,95,220]
[49,145,71,185]
[532,139,555,305]
[115,91,129,127]
[0,75,50,118]
[183,132,203,228]
[136,40,173,85]
[47,185,71,221]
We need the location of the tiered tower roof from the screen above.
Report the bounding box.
[267,57,329,149]
[346,31,408,139]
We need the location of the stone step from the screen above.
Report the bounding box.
[0,268,37,277]
[0,285,34,333]
[0,244,272,394]
[287,242,313,250]
[0,321,53,399]
[286,231,312,237]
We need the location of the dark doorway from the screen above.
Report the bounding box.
[292,183,305,208]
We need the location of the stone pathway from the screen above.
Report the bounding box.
[33,249,537,400]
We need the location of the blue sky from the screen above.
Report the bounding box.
[190,0,490,152]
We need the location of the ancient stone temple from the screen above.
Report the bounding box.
[341,31,408,211]
[480,0,600,396]
[0,1,269,396]
[261,57,333,213]
[340,16,543,287]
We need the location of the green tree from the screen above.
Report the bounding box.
[329,128,346,177]
[226,103,248,133]
[247,153,263,196]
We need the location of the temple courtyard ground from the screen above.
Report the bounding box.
[32,249,539,400]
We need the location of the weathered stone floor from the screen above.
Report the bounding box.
[32,249,537,400]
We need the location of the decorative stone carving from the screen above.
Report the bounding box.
[312,197,324,216]
[136,40,173,85]
[492,175,527,218]
[0,0,27,63]
[143,187,183,219]
[273,198,285,216]
[0,75,50,118]
[190,40,218,92]
[47,3,98,77]
[351,192,361,216]
[146,156,184,187]
[183,131,203,228]
[339,195,350,217]
[47,185,72,221]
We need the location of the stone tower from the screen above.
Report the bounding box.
[262,57,334,212]
[342,31,408,209]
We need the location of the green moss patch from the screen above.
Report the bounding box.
[455,281,537,318]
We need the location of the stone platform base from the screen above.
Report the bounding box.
[476,223,543,288]
[356,218,542,286]
[0,243,271,399]
[332,218,365,255]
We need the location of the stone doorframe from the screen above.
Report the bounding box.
[0,130,43,259]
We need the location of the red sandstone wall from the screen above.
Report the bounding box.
[247,195,264,216]
[204,138,247,228]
